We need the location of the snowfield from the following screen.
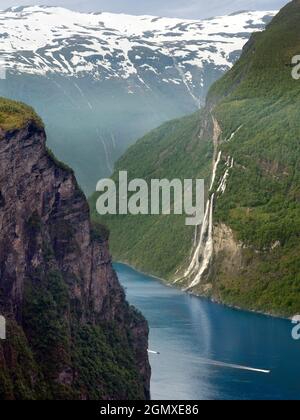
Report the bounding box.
[0,6,276,80]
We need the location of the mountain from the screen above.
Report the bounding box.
[91,0,300,317]
[0,97,150,400]
[0,6,276,194]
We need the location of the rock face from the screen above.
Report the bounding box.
[0,113,150,400]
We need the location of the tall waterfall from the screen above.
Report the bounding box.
[217,156,234,195]
[182,198,211,279]
[175,114,235,290]
[210,151,222,191]
[186,194,215,290]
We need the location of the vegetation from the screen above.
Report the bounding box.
[0,97,44,131]
[46,147,75,174]
[0,269,146,399]
[91,221,110,243]
[205,0,300,316]
[71,322,144,400]
[0,320,47,400]
[90,112,213,278]
[91,1,300,316]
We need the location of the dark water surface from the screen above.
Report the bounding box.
[115,263,300,400]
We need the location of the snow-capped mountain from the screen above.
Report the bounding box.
[0,6,276,193]
[0,6,276,90]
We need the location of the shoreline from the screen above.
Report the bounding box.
[114,260,291,322]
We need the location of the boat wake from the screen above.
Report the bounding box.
[196,357,271,374]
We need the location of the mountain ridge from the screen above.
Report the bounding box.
[0,6,276,82]
[0,5,276,194]
[91,0,300,317]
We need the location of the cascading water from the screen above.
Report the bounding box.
[217,156,233,195]
[184,149,221,274]
[178,114,235,290]
[210,151,222,191]
[185,194,215,290]
[180,199,211,280]
[187,151,222,273]
[225,125,243,142]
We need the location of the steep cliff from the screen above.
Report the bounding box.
[91,1,300,317]
[0,98,150,400]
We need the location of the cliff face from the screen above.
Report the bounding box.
[0,113,150,400]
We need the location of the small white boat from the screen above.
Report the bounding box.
[147,349,160,355]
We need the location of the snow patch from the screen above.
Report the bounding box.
[0,6,276,80]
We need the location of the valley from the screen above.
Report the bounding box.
[92,0,300,318]
[0,6,275,193]
[1,0,300,402]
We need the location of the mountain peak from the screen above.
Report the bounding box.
[0,5,277,194]
[0,6,276,79]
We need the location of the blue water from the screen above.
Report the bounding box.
[115,263,300,400]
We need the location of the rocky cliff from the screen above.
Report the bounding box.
[0,98,150,400]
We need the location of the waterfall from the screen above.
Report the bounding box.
[193,225,198,248]
[217,169,229,194]
[172,57,201,109]
[217,156,234,195]
[180,139,221,280]
[175,116,221,286]
[225,125,243,142]
[178,153,235,289]
[174,148,221,284]
[176,112,236,290]
[182,199,210,278]
[210,151,222,191]
[186,194,215,290]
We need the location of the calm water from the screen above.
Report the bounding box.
[115,263,300,400]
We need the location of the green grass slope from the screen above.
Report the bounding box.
[0,97,43,131]
[90,112,213,278]
[205,0,300,315]
[91,0,300,316]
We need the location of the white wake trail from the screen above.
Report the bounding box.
[197,357,271,374]
[148,350,160,355]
